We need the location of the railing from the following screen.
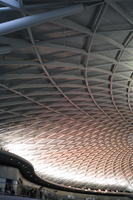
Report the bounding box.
[0,193,40,200]
[0,180,45,200]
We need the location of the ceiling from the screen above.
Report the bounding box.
[0,0,133,193]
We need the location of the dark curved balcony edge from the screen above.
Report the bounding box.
[0,150,132,198]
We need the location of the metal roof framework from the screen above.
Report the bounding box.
[0,0,133,193]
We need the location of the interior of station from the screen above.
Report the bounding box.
[0,0,133,200]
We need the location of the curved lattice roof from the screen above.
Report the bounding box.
[0,0,133,193]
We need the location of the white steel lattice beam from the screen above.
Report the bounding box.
[0,0,20,9]
[0,4,84,36]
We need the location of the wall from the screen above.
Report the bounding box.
[0,165,39,195]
